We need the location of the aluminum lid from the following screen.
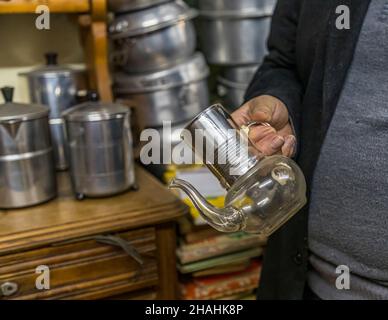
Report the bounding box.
[197,0,276,18]
[0,87,49,122]
[113,52,209,94]
[20,52,84,78]
[62,94,130,122]
[108,0,171,13]
[109,0,197,39]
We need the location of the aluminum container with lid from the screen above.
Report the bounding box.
[113,52,210,129]
[0,87,57,209]
[109,0,198,73]
[20,52,87,171]
[195,0,276,65]
[62,93,136,199]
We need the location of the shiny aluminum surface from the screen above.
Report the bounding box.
[109,1,197,73]
[217,64,258,110]
[20,54,87,170]
[64,104,135,198]
[195,0,275,65]
[197,16,271,65]
[0,87,56,208]
[217,77,247,110]
[222,64,258,84]
[196,0,276,15]
[114,53,209,128]
[108,0,170,13]
[181,104,262,189]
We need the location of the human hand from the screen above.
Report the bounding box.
[232,95,296,157]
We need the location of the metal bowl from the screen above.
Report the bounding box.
[195,0,276,65]
[109,0,198,73]
[113,52,210,129]
[108,0,171,13]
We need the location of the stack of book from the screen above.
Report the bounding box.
[164,165,267,300]
[177,218,266,300]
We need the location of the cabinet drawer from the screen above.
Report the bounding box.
[0,227,158,299]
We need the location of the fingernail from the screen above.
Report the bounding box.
[285,135,296,147]
[271,136,285,149]
[284,136,296,156]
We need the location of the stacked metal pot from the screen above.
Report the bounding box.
[193,0,277,110]
[108,0,210,154]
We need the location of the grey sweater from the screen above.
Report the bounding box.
[307,0,388,300]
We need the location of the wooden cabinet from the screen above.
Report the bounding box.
[0,166,187,300]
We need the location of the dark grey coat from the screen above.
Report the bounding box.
[245,0,372,299]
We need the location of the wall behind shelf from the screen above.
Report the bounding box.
[0,14,85,102]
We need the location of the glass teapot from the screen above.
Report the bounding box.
[169,104,307,236]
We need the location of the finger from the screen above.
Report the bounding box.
[231,104,251,126]
[248,101,273,123]
[248,125,276,143]
[254,133,285,156]
[281,135,297,158]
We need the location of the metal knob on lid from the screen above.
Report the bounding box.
[1,86,14,103]
[45,52,58,66]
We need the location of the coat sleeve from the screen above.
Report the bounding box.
[245,0,303,139]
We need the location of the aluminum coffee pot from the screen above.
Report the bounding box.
[169,104,307,236]
[20,52,87,171]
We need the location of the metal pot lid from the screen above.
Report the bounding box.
[20,52,84,78]
[109,0,197,39]
[221,65,258,84]
[113,52,209,93]
[197,0,276,18]
[108,0,171,13]
[62,92,130,122]
[0,87,49,122]
[217,76,249,90]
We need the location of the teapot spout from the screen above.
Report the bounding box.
[169,178,245,233]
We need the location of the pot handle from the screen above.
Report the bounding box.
[1,86,14,103]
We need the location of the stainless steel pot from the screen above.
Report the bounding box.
[195,0,276,65]
[109,0,197,73]
[113,52,210,129]
[0,87,57,209]
[62,94,136,199]
[20,52,87,171]
[108,0,171,13]
[217,65,258,110]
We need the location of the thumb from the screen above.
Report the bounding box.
[248,101,273,124]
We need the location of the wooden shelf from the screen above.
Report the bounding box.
[0,0,90,14]
[0,0,113,102]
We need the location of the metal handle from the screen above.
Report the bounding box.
[1,282,19,297]
[94,235,144,265]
